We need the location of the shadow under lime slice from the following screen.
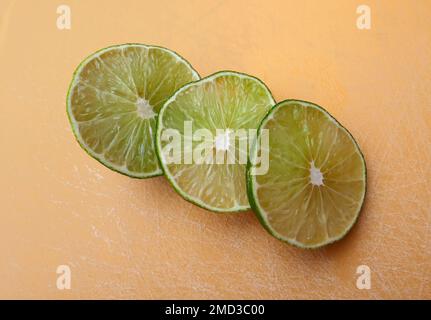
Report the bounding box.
[67,44,199,178]
[156,71,275,212]
[247,100,366,248]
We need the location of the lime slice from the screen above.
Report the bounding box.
[156,71,275,212]
[67,44,199,178]
[247,100,366,248]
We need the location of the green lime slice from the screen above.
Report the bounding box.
[247,100,366,248]
[67,44,199,178]
[156,71,275,212]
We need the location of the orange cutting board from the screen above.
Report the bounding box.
[0,0,430,299]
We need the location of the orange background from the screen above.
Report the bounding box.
[0,0,430,299]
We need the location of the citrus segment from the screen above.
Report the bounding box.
[156,71,275,212]
[67,44,199,178]
[247,100,366,248]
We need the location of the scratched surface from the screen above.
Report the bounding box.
[0,0,430,299]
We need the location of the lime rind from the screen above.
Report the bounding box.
[156,71,276,212]
[66,43,200,178]
[247,99,367,248]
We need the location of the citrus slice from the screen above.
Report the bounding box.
[67,44,199,178]
[247,100,366,248]
[156,71,275,212]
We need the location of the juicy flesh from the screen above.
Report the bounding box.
[160,75,274,211]
[253,102,366,246]
[69,46,198,176]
